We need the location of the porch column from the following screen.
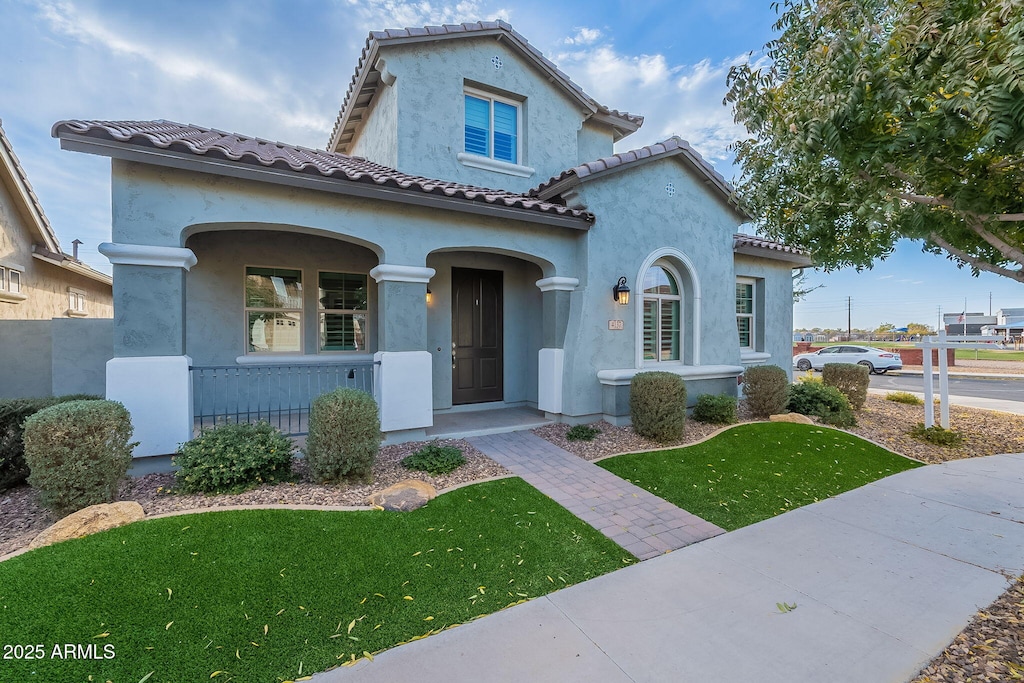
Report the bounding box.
[536,276,578,414]
[98,243,197,457]
[369,264,435,437]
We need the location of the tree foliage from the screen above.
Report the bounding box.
[726,0,1024,282]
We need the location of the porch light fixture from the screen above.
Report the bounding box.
[613,276,630,305]
[426,288,433,304]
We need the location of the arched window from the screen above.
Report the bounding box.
[642,263,681,362]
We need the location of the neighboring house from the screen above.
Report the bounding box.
[0,120,112,319]
[52,21,809,456]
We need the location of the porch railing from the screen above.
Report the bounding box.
[192,361,377,436]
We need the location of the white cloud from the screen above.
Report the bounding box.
[879,275,894,279]
[564,27,601,45]
[554,43,760,168]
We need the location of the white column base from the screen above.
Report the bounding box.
[374,351,433,432]
[537,348,564,414]
[106,356,193,457]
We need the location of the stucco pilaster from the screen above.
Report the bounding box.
[536,276,577,349]
[370,264,434,352]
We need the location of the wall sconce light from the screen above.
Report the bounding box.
[426,288,433,304]
[612,276,630,305]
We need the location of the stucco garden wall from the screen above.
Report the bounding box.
[0,318,112,399]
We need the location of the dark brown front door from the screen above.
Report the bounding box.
[452,267,503,405]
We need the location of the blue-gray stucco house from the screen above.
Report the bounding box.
[52,21,810,456]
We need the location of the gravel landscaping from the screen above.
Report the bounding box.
[2,379,1023,679]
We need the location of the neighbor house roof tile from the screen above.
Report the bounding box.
[51,120,593,222]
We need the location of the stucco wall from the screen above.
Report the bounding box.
[0,178,112,320]
[734,254,797,379]
[0,318,112,398]
[577,121,614,164]
[349,77,399,168]
[425,251,543,410]
[559,156,744,418]
[184,230,379,365]
[372,38,618,193]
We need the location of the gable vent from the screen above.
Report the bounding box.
[492,55,504,70]
[665,182,676,197]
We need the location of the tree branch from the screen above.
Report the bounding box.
[929,233,1024,284]
[963,219,1024,264]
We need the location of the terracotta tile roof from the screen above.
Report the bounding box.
[733,233,812,265]
[329,21,643,153]
[52,120,593,223]
[0,119,60,253]
[531,137,735,203]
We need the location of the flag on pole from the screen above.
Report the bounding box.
[957,312,965,323]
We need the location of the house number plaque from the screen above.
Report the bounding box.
[608,320,624,330]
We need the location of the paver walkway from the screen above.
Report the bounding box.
[468,431,723,560]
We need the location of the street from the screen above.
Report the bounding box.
[870,373,1024,403]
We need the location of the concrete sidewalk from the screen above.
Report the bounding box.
[313,452,1024,683]
[867,387,1024,415]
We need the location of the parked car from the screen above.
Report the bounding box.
[793,345,902,374]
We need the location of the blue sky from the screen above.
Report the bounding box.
[2,0,1019,330]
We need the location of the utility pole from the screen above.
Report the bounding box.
[847,296,852,342]
[990,291,992,316]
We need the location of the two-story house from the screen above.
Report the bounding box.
[52,21,809,456]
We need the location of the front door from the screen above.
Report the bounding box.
[452,267,503,404]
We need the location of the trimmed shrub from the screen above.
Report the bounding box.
[787,382,856,428]
[886,391,924,406]
[822,363,870,410]
[742,365,790,418]
[173,422,294,494]
[566,424,601,441]
[0,394,101,493]
[305,388,380,483]
[401,442,465,475]
[23,400,136,517]
[691,394,738,425]
[910,423,964,447]
[796,370,822,384]
[630,372,687,442]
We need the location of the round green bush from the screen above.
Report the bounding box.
[787,382,856,428]
[742,365,790,418]
[691,393,738,424]
[401,442,465,475]
[23,399,136,517]
[566,424,601,441]
[305,388,380,483]
[173,422,294,494]
[822,363,870,410]
[630,371,687,442]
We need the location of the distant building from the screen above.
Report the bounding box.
[942,312,996,336]
[982,308,1024,339]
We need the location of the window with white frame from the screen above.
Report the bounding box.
[318,272,367,352]
[9,269,20,294]
[464,88,520,164]
[642,263,681,362]
[0,266,5,291]
[245,267,303,354]
[736,278,755,350]
[68,287,87,315]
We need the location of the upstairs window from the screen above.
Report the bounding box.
[7,268,21,294]
[69,287,87,316]
[465,89,519,164]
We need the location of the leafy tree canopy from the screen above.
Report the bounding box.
[726,0,1024,282]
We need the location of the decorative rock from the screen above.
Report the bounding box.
[30,501,145,549]
[365,479,437,511]
[769,413,815,425]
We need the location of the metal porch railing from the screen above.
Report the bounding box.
[191,360,377,436]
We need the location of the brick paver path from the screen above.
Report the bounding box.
[468,431,724,560]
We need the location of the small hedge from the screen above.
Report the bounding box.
[305,388,380,483]
[886,392,923,406]
[0,394,100,493]
[742,365,790,418]
[630,372,687,442]
[822,363,870,411]
[787,382,856,428]
[23,400,136,517]
[691,394,738,425]
[910,423,964,447]
[174,422,294,494]
[401,442,465,475]
[566,424,601,441]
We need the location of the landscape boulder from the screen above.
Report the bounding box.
[769,413,815,425]
[365,479,437,511]
[29,501,145,549]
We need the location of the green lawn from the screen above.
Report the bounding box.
[0,478,631,683]
[599,423,922,531]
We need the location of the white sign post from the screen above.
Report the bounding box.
[915,331,1001,429]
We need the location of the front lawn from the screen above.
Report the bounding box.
[598,423,922,530]
[0,478,631,682]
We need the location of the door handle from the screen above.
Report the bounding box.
[452,342,457,368]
